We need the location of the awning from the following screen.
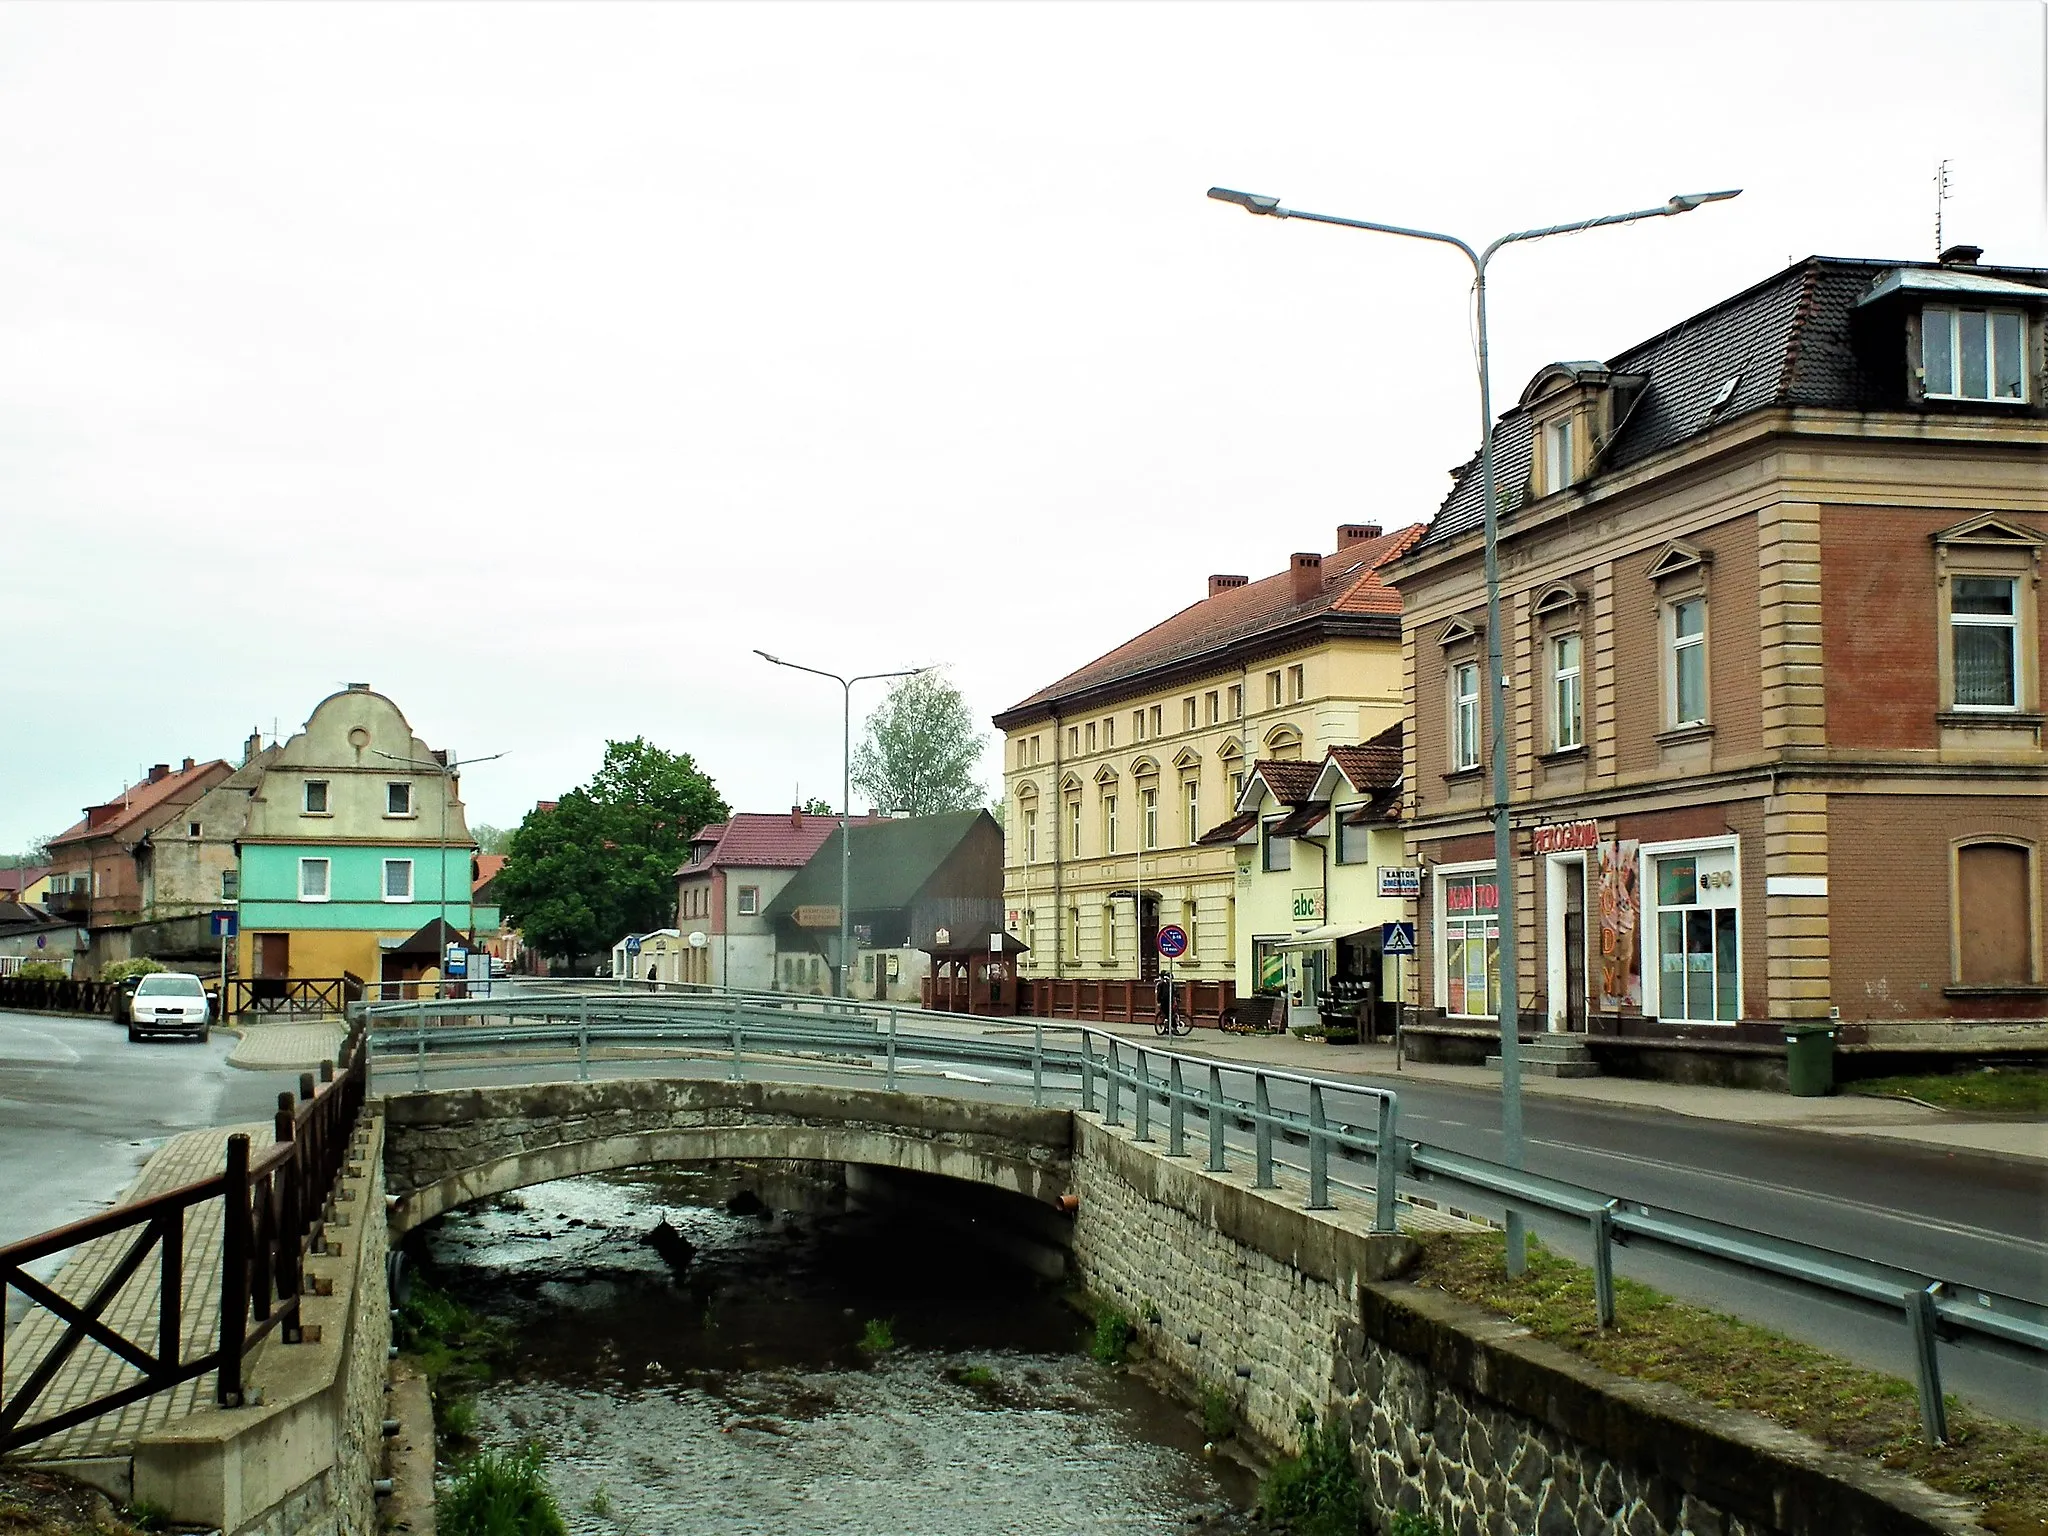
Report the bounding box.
[1275,923,1376,950]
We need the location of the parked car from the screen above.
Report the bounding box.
[126,971,212,1043]
[110,972,146,1026]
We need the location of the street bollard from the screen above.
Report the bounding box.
[1206,1064,1227,1173]
[1307,1084,1330,1210]
[1907,1282,1949,1444]
[1372,1095,1401,1235]
[1104,1040,1122,1127]
[1167,1057,1186,1157]
[1080,1033,1097,1115]
[1133,1048,1151,1143]
[1254,1075,1275,1189]
[1591,1201,1617,1327]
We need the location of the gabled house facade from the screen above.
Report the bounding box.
[994,523,1422,999]
[670,810,881,989]
[235,685,486,986]
[1386,251,2048,1079]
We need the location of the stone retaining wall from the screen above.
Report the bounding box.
[1070,1114,1982,1536]
[133,1113,391,1536]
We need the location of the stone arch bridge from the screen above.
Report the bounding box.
[380,1076,1074,1234]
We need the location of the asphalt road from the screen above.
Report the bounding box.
[0,1009,307,1303]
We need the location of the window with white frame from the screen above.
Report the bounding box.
[1068,726,1079,755]
[1287,665,1304,702]
[383,858,414,901]
[1068,797,1082,856]
[1336,814,1371,864]
[1266,671,1282,708]
[1085,722,1097,752]
[1228,685,1243,719]
[1544,417,1573,493]
[1102,794,1118,854]
[1439,870,1499,1017]
[1183,778,1200,844]
[1262,817,1291,872]
[304,780,330,815]
[1024,808,1038,862]
[1068,905,1080,955]
[1668,598,1708,726]
[1451,661,1481,771]
[1551,632,1584,750]
[1951,576,2020,710]
[1923,307,2026,402]
[1104,717,1114,748]
[1150,705,1164,738]
[1142,787,1159,849]
[386,781,413,816]
[1101,901,1117,960]
[1184,697,1197,731]
[1205,691,1220,725]
[1133,709,1146,743]
[737,885,759,916]
[298,857,330,901]
[1650,847,1740,1023]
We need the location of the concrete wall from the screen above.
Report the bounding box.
[135,1114,390,1536]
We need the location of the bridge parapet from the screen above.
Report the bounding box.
[381,1077,1074,1233]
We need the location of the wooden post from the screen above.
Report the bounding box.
[217,1135,250,1405]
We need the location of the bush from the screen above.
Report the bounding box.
[1259,1404,1364,1536]
[1388,1514,1448,1536]
[99,958,166,983]
[1200,1386,1235,1441]
[439,1443,567,1536]
[858,1318,896,1355]
[1088,1309,1133,1366]
[13,960,68,980]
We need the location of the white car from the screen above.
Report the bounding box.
[128,972,212,1043]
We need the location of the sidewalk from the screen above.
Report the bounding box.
[3,1124,265,1464]
[227,1018,347,1072]
[1058,1022,2048,1170]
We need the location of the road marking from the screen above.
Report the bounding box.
[1539,1138,2047,1253]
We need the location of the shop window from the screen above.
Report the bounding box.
[1955,842,2034,986]
[1651,849,1739,1022]
[1440,871,1499,1017]
[1252,936,1288,995]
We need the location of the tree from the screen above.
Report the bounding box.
[471,824,512,855]
[799,797,833,816]
[493,739,728,961]
[850,670,986,818]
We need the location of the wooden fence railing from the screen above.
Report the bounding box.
[0,1021,369,1453]
[219,973,364,1021]
[0,976,116,1016]
[1014,977,1236,1028]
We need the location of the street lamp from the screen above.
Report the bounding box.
[1208,183,1739,1272]
[373,747,505,978]
[755,652,924,998]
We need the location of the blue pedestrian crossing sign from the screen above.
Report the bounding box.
[1380,921,1417,956]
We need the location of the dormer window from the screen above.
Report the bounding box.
[1543,417,1574,494]
[1923,306,2026,402]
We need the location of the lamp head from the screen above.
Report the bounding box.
[1207,186,1282,216]
[754,649,781,665]
[1665,188,1742,214]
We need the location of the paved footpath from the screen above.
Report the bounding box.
[227,1018,347,1073]
[4,1122,267,1463]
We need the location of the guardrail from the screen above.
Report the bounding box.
[360,986,2047,1445]
[0,1022,369,1453]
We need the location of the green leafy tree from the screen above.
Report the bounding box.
[850,670,986,818]
[494,740,727,961]
[799,797,833,816]
[470,824,511,856]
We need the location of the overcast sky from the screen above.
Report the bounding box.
[2,1,2041,851]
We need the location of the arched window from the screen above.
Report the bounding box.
[1954,840,2038,986]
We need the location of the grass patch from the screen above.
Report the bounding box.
[1088,1308,1134,1366]
[1200,1386,1236,1441]
[1387,1515,1447,1536]
[1259,1404,1365,1536]
[946,1364,999,1390]
[440,1443,568,1536]
[395,1272,509,1453]
[1853,1068,2048,1116]
[857,1317,896,1355]
[1414,1232,2048,1535]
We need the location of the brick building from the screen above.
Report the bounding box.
[1387,250,2047,1080]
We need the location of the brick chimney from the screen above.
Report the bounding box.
[1337,523,1382,549]
[181,757,195,773]
[1290,552,1323,602]
[1208,574,1248,597]
[791,806,804,828]
[244,731,263,765]
[148,763,170,783]
[1938,244,1983,266]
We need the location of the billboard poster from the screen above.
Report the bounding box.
[1597,839,1642,1011]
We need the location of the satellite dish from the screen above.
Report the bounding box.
[688,931,709,949]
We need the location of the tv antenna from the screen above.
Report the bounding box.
[1934,160,1951,257]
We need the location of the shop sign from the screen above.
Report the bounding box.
[793,904,841,929]
[1531,819,1599,856]
[1442,878,1498,916]
[1291,888,1324,922]
[1377,866,1420,899]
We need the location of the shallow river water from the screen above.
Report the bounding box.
[417,1166,1260,1535]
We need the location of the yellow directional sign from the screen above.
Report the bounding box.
[793,905,841,929]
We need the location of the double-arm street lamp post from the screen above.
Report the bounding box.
[373,746,505,980]
[755,652,924,998]
[1207,183,1739,1271]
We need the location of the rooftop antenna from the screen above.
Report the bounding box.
[1934,159,1951,258]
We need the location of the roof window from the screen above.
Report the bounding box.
[1923,306,2026,402]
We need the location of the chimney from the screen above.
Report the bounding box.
[1337,523,1382,549]
[1290,552,1323,602]
[346,682,370,692]
[148,763,170,783]
[181,757,195,773]
[792,806,803,828]
[244,731,263,765]
[1208,574,1248,597]
[1938,244,1983,267]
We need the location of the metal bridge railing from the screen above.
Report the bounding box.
[356,987,2047,1445]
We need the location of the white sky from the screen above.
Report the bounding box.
[2,1,2042,851]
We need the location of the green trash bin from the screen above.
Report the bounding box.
[1784,1023,1836,1097]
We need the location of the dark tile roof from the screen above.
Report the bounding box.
[763,810,995,917]
[1268,802,1329,838]
[1422,255,2048,551]
[1195,810,1258,846]
[1326,723,1402,793]
[998,525,1426,721]
[1248,760,1320,805]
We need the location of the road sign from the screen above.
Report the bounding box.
[1156,925,1188,959]
[625,935,643,955]
[1381,921,1417,956]
[793,905,841,930]
[209,910,238,939]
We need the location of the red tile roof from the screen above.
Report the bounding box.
[473,854,508,885]
[675,812,885,876]
[1249,760,1321,805]
[1326,724,1403,793]
[0,865,49,896]
[999,524,1424,720]
[48,760,231,849]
